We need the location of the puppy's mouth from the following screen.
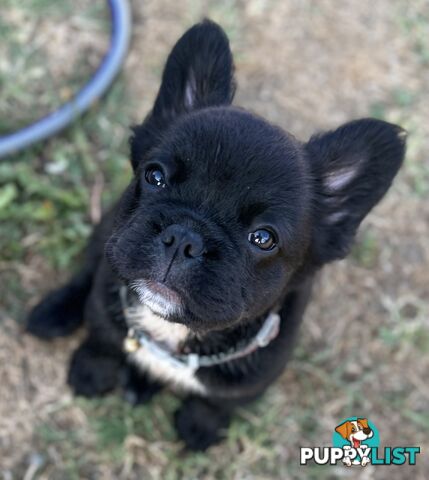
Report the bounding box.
[352,437,361,449]
[130,278,183,318]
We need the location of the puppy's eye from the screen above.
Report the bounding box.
[145,167,166,188]
[248,229,277,251]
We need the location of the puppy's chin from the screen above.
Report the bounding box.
[129,279,245,334]
[130,279,183,319]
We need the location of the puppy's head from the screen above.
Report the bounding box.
[106,20,405,333]
[335,419,373,448]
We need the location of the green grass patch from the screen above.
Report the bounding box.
[0,80,132,270]
[351,229,379,269]
[80,394,179,461]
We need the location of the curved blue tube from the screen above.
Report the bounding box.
[0,0,132,159]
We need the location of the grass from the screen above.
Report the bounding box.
[0,0,108,132]
[1,1,429,479]
[350,229,380,269]
[0,79,132,320]
[29,392,307,478]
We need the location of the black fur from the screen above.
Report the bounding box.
[27,20,405,450]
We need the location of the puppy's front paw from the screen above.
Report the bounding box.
[174,397,230,451]
[26,285,85,339]
[342,447,352,467]
[68,342,121,397]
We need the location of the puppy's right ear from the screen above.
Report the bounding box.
[130,20,235,169]
[306,118,405,263]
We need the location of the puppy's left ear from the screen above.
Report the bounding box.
[130,20,235,169]
[152,19,236,120]
[306,118,406,264]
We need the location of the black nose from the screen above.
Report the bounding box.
[161,224,205,259]
[363,427,371,435]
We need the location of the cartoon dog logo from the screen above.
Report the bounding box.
[335,418,374,466]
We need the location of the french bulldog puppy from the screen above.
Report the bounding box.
[27,20,405,451]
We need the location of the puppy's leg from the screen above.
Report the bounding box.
[67,277,126,396]
[122,363,163,405]
[174,396,232,451]
[342,446,352,466]
[26,268,93,339]
[67,336,124,397]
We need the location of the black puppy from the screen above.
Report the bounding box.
[27,20,405,451]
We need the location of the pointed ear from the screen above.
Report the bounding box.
[130,20,235,169]
[335,421,352,440]
[153,19,235,120]
[306,118,406,263]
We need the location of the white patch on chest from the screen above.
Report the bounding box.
[125,305,206,395]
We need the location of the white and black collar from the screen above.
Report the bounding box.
[120,285,281,372]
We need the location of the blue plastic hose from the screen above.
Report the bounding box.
[0,0,131,159]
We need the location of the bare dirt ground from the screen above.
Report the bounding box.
[0,0,428,478]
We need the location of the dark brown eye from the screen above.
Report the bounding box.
[248,229,277,251]
[145,167,166,188]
